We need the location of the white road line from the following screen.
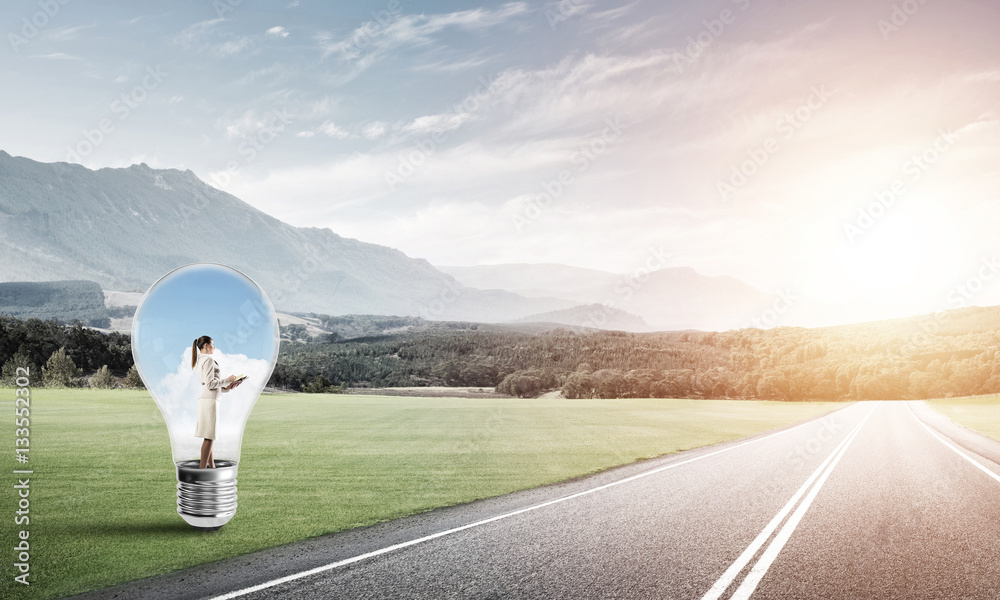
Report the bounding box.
[700,402,876,600]
[207,404,861,600]
[905,401,1000,486]
[728,402,876,600]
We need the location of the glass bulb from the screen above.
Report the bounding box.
[131,263,279,529]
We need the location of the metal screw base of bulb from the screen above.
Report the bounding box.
[176,459,238,530]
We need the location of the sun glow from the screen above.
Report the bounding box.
[836,198,966,302]
[839,214,930,292]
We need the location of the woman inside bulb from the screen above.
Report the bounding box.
[192,335,243,468]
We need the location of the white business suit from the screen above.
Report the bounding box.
[194,353,230,440]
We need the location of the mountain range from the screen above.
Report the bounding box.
[440,264,778,331]
[0,150,783,331]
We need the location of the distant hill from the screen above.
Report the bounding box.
[0,280,109,327]
[440,263,620,303]
[0,151,570,321]
[281,312,604,342]
[439,263,774,331]
[515,303,648,331]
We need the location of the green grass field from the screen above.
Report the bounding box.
[924,396,1000,442]
[1,388,845,599]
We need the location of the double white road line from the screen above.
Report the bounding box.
[701,402,879,600]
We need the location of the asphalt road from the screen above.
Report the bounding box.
[79,400,1000,600]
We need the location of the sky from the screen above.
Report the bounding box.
[131,262,279,463]
[3,0,1000,324]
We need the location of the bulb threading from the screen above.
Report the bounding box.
[175,459,238,530]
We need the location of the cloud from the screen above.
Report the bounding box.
[401,112,472,136]
[174,18,224,48]
[962,70,1000,84]
[221,21,871,273]
[174,18,256,57]
[302,96,338,118]
[30,53,81,60]
[266,26,289,39]
[318,2,530,79]
[217,109,292,141]
[319,121,354,139]
[122,13,170,27]
[47,23,97,40]
[218,37,254,56]
[235,63,290,85]
[411,56,493,73]
[296,131,315,138]
[362,121,388,139]
[545,0,595,21]
[587,1,638,22]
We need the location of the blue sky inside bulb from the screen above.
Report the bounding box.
[132,263,280,465]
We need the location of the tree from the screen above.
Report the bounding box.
[756,371,790,400]
[458,361,499,387]
[42,346,82,388]
[497,372,544,397]
[431,360,463,386]
[1,347,35,385]
[303,374,340,393]
[510,375,543,397]
[562,372,595,399]
[593,369,628,399]
[90,365,116,389]
[124,364,145,388]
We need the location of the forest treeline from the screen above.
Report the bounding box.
[273,314,1000,400]
[0,314,132,380]
[4,306,1000,400]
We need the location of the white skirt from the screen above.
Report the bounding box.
[194,397,218,440]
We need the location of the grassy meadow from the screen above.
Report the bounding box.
[0,387,845,599]
[924,396,1000,442]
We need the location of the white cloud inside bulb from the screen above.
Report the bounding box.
[154,345,273,463]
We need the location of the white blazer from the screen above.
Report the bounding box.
[196,353,230,400]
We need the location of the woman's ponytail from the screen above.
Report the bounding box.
[191,335,213,369]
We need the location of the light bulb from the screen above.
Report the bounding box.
[131,263,279,529]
